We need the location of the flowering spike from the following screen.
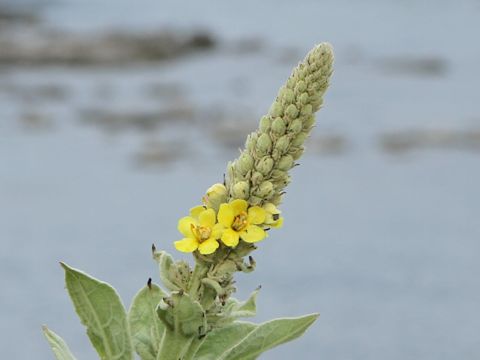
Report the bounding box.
[226,43,334,205]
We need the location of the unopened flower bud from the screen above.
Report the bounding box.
[237,153,254,175]
[288,119,303,134]
[272,174,290,188]
[309,81,320,91]
[203,183,228,210]
[232,181,249,199]
[269,194,283,206]
[259,116,271,132]
[292,132,307,147]
[285,104,299,119]
[270,169,285,180]
[248,195,262,206]
[280,87,295,104]
[257,156,274,175]
[311,97,323,111]
[269,101,283,117]
[301,104,313,116]
[271,117,286,136]
[274,135,290,155]
[294,80,307,93]
[251,171,264,185]
[291,147,304,160]
[303,115,315,129]
[256,133,272,156]
[277,155,294,171]
[298,92,309,105]
[254,181,274,198]
[286,74,299,89]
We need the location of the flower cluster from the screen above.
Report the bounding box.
[174,184,283,255]
[173,44,333,256]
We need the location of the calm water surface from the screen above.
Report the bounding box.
[1,1,480,359]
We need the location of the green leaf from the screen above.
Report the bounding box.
[128,282,165,360]
[156,292,206,336]
[221,314,319,360]
[195,322,257,360]
[156,328,194,360]
[229,288,259,319]
[61,262,133,360]
[42,326,77,360]
[152,249,181,291]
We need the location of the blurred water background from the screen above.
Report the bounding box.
[1,0,480,359]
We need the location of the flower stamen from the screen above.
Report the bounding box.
[191,224,212,243]
[232,211,248,232]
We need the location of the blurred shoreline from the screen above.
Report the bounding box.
[2,4,480,160]
[1,2,480,359]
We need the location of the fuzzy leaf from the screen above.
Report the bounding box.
[220,314,319,360]
[61,262,133,360]
[128,283,165,360]
[42,326,77,360]
[229,288,259,319]
[195,322,257,360]
[152,249,180,291]
[156,292,206,336]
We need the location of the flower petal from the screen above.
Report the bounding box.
[263,203,280,215]
[174,237,198,253]
[190,205,205,218]
[178,216,196,237]
[221,228,240,247]
[199,208,216,228]
[240,225,266,243]
[211,223,224,239]
[247,206,266,224]
[218,203,234,227]
[198,238,219,255]
[271,217,284,228]
[230,199,248,215]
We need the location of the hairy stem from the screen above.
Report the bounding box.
[156,328,193,360]
[183,337,206,360]
[188,260,209,301]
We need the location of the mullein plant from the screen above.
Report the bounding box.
[43,43,334,360]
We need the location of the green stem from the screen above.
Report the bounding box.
[183,337,206,360]
[188,259,209,300]
[156,328,193,360]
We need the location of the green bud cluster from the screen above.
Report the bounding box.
[226,43,334,205]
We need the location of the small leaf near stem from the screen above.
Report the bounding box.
[42,326,78,360]
[128,282,165,360]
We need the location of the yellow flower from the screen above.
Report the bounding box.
[174,206,223,255]
[263,203,284,228]
[218,199,267,247]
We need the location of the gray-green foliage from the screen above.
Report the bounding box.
[60,263,133,360]
[44,43,333,359]
[195,322,257,360]
[128,283,165,360]
[195,314,318,360]
[156,291,206,336]
[43,326,77,360]
[214,315,319,360]
[45,256,319,360]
